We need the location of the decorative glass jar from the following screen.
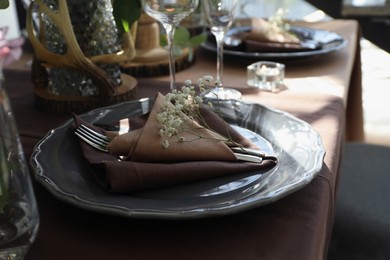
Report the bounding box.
[41,0,122,96]
[26,0,138,114]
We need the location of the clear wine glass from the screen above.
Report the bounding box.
[202,0,241,100]
[143,0,199,91]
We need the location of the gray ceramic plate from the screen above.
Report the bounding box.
[202,25,347,60]
[30,98,325,219]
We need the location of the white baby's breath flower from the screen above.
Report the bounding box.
[162,140,169,149]
[175,103,183,110]
[167,127,175,137]
[172,118,182,128]
[184,79,192,85]
[156,75,232,149]
[182,87,190,95]
[157,112,167,123]
[203,75,213,82]
[195,96,203,104]
[159,128,165,137]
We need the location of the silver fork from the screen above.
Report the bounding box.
[75,124,266,163]
[74,124,113,152]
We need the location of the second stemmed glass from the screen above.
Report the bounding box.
[202,0,241,100]
[143,0,199,91]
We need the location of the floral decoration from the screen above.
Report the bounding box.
[157,75,238,149]
[0,0,9,9]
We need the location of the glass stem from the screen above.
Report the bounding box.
[163,23,176,91]
[214,31,225,89]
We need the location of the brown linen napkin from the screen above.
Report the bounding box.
[108,93,259,162]
[73,93,277,193]
[238,18,313,52]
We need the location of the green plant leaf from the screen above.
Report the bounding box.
[0,0,9,9]
[188,33,207,47]
[160,27,206,48]
[160,35,167,47]
[174,27,190,46]
[113,0,142,35]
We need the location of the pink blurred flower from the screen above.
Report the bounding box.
[0,27,24,65]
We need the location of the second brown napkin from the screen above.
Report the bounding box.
[239,18,314,52]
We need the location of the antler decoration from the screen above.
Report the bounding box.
[26,0,137,96]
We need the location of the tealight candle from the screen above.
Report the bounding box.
[247,61,285,92]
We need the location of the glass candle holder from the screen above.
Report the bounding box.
[247,61,285,92]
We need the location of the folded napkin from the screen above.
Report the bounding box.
[237,18,314,52]
[73,93,277,193]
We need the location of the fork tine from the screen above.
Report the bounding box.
[80,124,112,143]
[77,127,110,147]
[75,129,109,152]
[75,123,114,152]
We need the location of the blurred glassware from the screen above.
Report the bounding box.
[201,0,241,100]
[0,48,40,260]
[142,0,199,91]
[247,61,285,92]
[20,0,39,32]
[180,1,206,36]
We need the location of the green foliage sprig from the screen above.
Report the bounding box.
[0,0,9,9]
[160,27,206,51]
[113,0,142,35]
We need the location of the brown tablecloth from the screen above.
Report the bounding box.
[5,19,360,260]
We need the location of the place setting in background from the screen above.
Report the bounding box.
[201,9,348,60]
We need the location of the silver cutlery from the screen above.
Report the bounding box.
[75,124,266,163]
[74,124,112,152]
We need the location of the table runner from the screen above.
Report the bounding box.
[4,19,359,260]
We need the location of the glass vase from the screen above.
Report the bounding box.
[0,61,40,259]
[41,0,122,96]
